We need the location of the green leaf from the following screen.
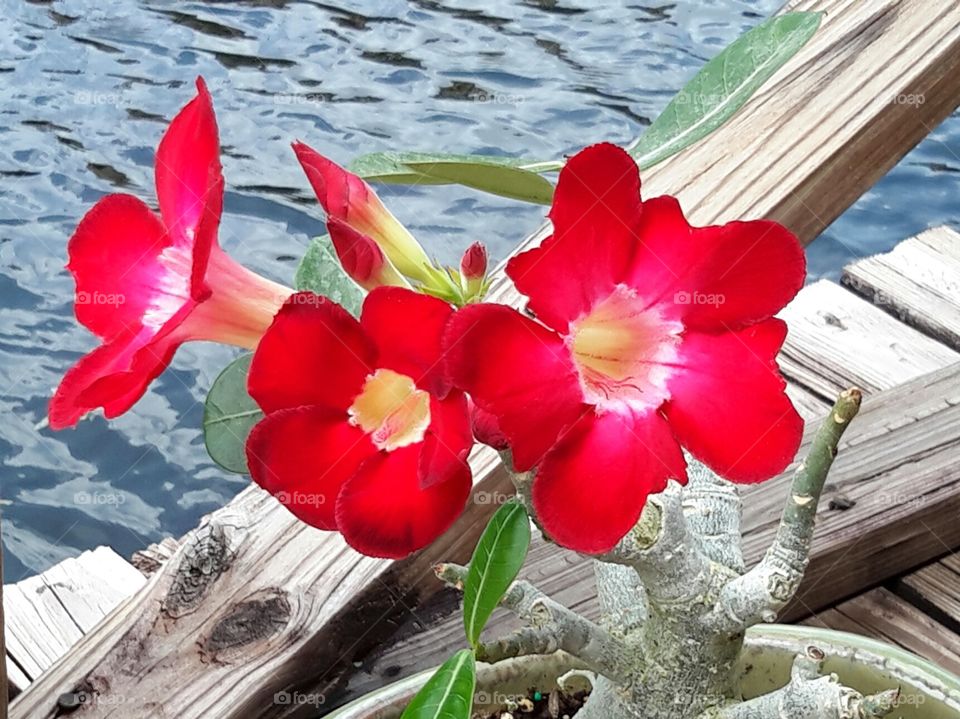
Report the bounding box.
[294,234,365,316]
[629,11,822,169]
[349,152,448,185]
[463,499,531,646]
[403,159,554,205]
[400,650,476,719]
[351,152,555,203]
[203,353,262,474]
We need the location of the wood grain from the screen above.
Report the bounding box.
[2,548,144,693]
[896,554,960,632]
[12,1,960,716]
[803,587,960,676]
[842,226,960,351]
[777,279,959,400]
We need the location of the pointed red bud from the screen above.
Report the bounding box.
[292,142,435,284]
[327,217,406,291]
[460,242,488,280]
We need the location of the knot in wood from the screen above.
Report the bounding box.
[163,524,232,618]
[202,589,291,659]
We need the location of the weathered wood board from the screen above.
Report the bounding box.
[843,225,960,351]
[3,548,145,693]
[804,587,960,676]
[12,0,960,715]
[897,553,960,632]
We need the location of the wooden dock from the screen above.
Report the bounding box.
[5,0,960,716]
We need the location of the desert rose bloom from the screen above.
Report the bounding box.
[49,78,293,430]
[446,143,805,554]
[245,287,473,558]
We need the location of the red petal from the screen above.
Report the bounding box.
[155,77,222,269]
[337,444,472,558]
[361,287,453,396]
[293,141,372,222]
[49,324,180,429]
[67,194,174,340]
[419,391,472,489]
[248,293,376,413]
[665,319,803,482]
[445,304,587,471]
[469,399,509,451]
[506,143,641,332]
[533,409,687,554]
[625,195,806,331]
[246,407,375,530]
[328,217,388,290]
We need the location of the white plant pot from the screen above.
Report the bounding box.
[327,625,960,718]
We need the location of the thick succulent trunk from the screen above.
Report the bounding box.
[440,390,899,718]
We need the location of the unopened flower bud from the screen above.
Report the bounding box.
[327,218,407,291]
[460,242,488,299]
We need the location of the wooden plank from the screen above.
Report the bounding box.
[777,279,959,400]
[130,536,180,576]
[2,548,144,692]
[345,363,960,705]
[842,226,960,350]
[13,2,960,716]
[803,587,960,676]
[896,553,960,631]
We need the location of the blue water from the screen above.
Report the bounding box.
[2,0,959,582]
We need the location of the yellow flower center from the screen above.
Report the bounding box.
[348,368,431,451]
[570,285,682,412]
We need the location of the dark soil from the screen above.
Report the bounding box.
[480,688,590,719]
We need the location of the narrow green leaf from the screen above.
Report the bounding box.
[202,353,262,474]
[351,151,556,201]
[403,160,554,204]
[349,152,447,184]
[629,11,822,168]
[400,650,476,719]
[463,499,531,646]
[294,234,365,316]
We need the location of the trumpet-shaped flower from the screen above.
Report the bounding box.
[245,287,473,559]
[446,143,805,554]
[49,78,293,430]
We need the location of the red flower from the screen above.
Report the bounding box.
[49,78,293,430]
[245,287,473,558]
[446,143,805,554]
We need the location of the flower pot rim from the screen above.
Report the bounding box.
[328,624,960,718]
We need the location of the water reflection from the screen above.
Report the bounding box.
[1,0,958,580]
